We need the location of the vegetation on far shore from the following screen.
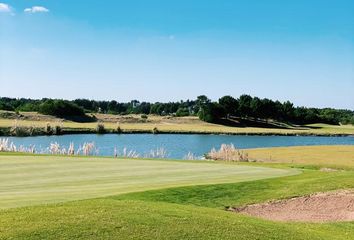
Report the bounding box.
[0,112,354,137]
[1,95,353,126]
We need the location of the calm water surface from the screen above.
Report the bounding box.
[6,134,354,159]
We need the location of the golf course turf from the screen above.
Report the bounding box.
[0,147,353,239]
[0,154,297,209]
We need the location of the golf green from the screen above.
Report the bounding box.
[0,155,298,209]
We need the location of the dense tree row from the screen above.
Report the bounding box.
[204,95,354,125]
[0,96,353,125]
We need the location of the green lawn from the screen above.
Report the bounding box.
[0,153,353,240]
[0,154,296,209]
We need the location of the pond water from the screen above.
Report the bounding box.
[5,134,354,159]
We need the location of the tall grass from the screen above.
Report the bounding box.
[1,138,174,160]
[10,120,35,136]
[145,147,168,158]
[184,152,200,160]
[0,138,97,156]
[45,122,63,135]
[206,144,249,162]
[8,120,62,136]
[0,138,36,153]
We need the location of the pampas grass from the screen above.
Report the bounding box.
[184,152,200,160]
[145,147,168,158]
[0,138,97,156]
[206,143,249,162]
[0,138,35,153]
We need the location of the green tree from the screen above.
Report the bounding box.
[219,95,238,117]
[238,94,253,117]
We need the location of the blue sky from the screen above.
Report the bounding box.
[0,0,353,109]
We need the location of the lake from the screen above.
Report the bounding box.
[5,134,354,159]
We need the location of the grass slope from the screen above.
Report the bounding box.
[246,145,354,170]
[0,154,296,209]
[116,170,354,208]
[1,169,353,240]
[0,150,353,240]
[1,199,353,240]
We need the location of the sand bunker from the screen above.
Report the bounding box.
[232,190,354,222]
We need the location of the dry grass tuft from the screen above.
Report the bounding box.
[206,144,249,162]
[145,147,168,159]
[184,152,200,160]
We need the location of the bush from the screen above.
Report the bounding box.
[152,127,159,134]
[206,144,249,162]
[176,108,189,117]
[38,100,85,118]
[45,123,53,135]
[16,103,39,112]
[54,125,62,135]
[96,122,105,134]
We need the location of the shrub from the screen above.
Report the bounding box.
[10,121,31,136]
[152,127,159,134]
[206,144,249,162]
[45,123,53,135]
[54,125,62,135]
[176,108,190,117]
[141,114,148,119]
[96,122,106,134]
[38,100,85,118]
[115,122,122,133]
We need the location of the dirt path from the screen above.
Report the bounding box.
[232,190,354,222]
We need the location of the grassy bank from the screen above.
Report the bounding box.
[245,145,354,170]
[0,112,354,136]
[0,146,353,239]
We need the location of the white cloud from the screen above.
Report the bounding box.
[24,6,49,13]
[0,3,11,13]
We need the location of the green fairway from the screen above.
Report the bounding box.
[0,154,297,209]
[1,169,353,240]
[0,152,353,240]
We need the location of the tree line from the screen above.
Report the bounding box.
[0,95,353,125]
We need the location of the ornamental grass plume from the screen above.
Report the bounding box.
[206,143,249,162]
[145,147,168,159]
[184,152,199,160]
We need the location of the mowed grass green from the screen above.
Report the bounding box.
[0,154,297,209]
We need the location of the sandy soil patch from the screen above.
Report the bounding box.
[232,190,354,222]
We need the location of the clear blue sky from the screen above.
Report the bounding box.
[1,0,353,109]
